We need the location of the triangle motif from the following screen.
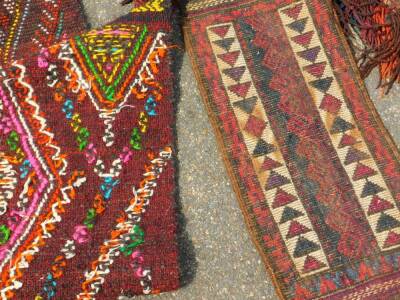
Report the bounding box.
[286,220,311,238]
[368,195,394,215]
[361,181,385,198]
[265,171,290,190]
[261,157,282,171]
[213,37,235,52]
[291,31,313,47]
[272,188,297,208]
[344,148,369,165]
[228,82,251,98]
[376,213,400,233]
[223,66,246,82]
[303,62,326,78]
[253,139,276,157]
[288,18,308,34]
[280,206,304,224]
[339,134,358,148]
[383,231,400,248]
[352,163,376,181]
[281,3,303,20]
[293,236,320,258]
[330,116,354,134]
[310,77,333,93]
[74,24,147,103]
[218,51,240,67]
[302,255,326,273]
[233,96,258,114]
[297,46,321,63]
[210,25,231,38]
[319,94,342,115]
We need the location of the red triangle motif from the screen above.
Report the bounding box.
[286,220,311,238]
[302,255,326,273]
[210,25,231,38]
[384,231,400,248]
[228,82,251,98]
[281,3,303,20]
[368,195,394,215]
[353,163,377,181]
[291,31,314,48]
[339,134,358,148]
[272,188,297,208]
[218,51,240,67]
[261,157,282,171]
[303,62,326,78]
[319,94,342,115]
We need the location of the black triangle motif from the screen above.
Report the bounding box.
[361,181,385,198]
[293,236,320,258]
[279,206,304,224]
[310,77,333,93]
[253,139,276,157]
[213,38,235,52]
[233,96,258,114]
[288,18,308,33]
[376,213,400,233]
[330,116,355,134]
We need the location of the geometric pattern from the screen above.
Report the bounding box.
[0,0,84,63]
[207,22,329,276]
[69,27,165,147]
[131,0,166,12]
[73,24,147,104]
[0,20,179,298]
[279,0,400,251]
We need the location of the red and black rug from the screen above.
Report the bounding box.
[185,0,400,299]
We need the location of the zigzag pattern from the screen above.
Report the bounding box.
[131,0,165,12]
[77,147,172,299]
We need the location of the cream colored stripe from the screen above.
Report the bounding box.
[279,0,400,250]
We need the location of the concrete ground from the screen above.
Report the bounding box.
[82,2,400,299]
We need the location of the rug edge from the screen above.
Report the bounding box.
[183,24,287,300]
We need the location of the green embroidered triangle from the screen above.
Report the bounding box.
[74,24,148,102]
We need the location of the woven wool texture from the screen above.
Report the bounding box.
[0,0,182,298]
[185,0,400,299]
[0,0,86,64]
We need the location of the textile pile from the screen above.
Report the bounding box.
[0,0,399,299]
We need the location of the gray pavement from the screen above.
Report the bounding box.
[81,2,400,299]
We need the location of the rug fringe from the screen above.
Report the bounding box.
[334,0,400,93]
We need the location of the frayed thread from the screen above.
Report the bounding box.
[334,0,400,93]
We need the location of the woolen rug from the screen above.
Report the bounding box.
[0,0,86,64]
[0,0,181,298]
[185,0,400,299]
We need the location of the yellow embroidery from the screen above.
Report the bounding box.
[131,0,165,12]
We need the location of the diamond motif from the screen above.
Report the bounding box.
[319,94,342,115]
[244,115,266,137]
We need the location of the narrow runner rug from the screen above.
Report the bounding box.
[0,0,181,298]
[184,0,400,299]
